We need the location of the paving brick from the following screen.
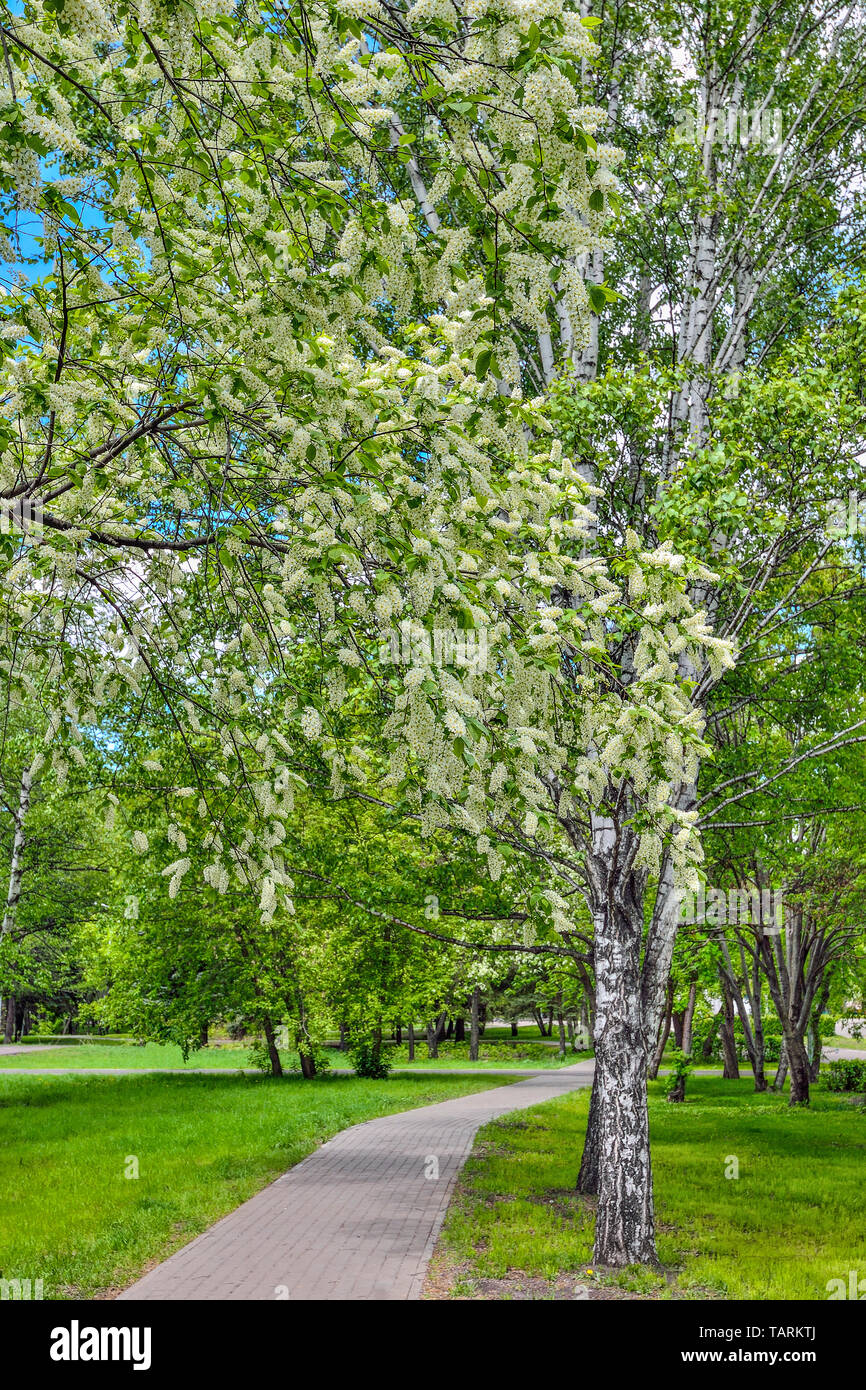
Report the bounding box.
[117,1063,592,1302]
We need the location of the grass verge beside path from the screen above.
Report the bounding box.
[427,1077,866,1301]
[0,1041,589,1071]
[0,1072,513,1300]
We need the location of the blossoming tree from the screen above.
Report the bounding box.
[0,0,733,1263]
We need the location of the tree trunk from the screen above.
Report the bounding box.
[198,1024,209,1047]
[576,1070,600,1194]
[556,993,567,1054]
[784,1030,810,1106]
[719,983,740,1079]
[454,1015,465,1042]
[445,1019,454,1040]
[296,992,316,1078]
[434,1010,448,1043]
[395,1022,402,1045]
[3,996,15,1044]
[701,1011,719,1061]
[511,1020,519,1037]
[671,1009,685,1051]
[592,898,657,1266]
[680,983,697,1057]
[772,1040,788,1092]
[667,1072,686,1103]
[338,1021,349,1051]
[426,1021,439,1059]
[1,767,32,944]
[532,1008,548,1037]
[407,1021,415,1061]
[469,987,481,1062]
[262,1016,284,1078]
[647,980,674,1080]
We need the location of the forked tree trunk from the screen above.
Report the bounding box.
[784,1030,810,1105]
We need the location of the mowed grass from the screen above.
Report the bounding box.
[436,1077,866,1300]
[0,1041,587,1071]
[0,1071,513,1299]
[0,1042,283,1070]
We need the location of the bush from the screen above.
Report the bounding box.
[826,1060,866,1092]
[349,1040,392,1079]
[664,1047,693,1101]
[426,1039,567,1063]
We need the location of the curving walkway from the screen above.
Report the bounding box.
[118,1061,594,1301]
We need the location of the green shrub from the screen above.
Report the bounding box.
[664,1047,693,1100]
[825,1060,866,1092]
[349,1040,392,1079]
[430,1039,561,1063]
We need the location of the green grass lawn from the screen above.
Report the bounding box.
[0,1040,589,1071]
[433,1076,866,1300]
[830,1034,866,1051]
[0,1042,280,1070]
[389,1041,590,1069]
[0,1071,513,1299]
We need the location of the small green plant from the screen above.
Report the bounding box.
[664,1047,693,1102]
[349,1039,392,1079]
[825,1059,866,1092]
[286,1045,331,1076]
[247,1038,276,1075]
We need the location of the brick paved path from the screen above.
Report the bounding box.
[118,1061,594,1301]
